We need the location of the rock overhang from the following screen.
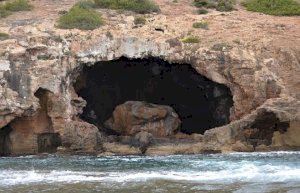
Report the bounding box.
[0,0,299,155]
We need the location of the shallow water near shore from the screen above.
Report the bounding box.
[0,152,299,193]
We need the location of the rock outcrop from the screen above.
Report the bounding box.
[104,101,181,137]
[134,131,154,154]
[62,121,103,154]
[0,0,299,155]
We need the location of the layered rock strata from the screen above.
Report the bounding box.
[0,0,299,155]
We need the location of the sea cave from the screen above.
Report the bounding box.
[74,57,234,135]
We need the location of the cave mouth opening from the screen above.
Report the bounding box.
[243,111,289,148]
[74,57,233,135]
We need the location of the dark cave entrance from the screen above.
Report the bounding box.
[74,57,233,134]
[243,111,289,148]
[0,125,12,156]
[37,133,62,153]
[34,88,62,153]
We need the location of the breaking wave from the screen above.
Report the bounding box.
[0,152,300,186]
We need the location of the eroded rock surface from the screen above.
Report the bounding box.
[0,0,299,155]
[134,131,154,154]
[62,121,103,154]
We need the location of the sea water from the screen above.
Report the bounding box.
[0,152,299,193]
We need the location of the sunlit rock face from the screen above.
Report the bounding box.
[0,9,299,155]
[0,88,62,155]
[74,57,233,135]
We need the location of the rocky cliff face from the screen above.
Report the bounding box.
[0,0,299,155]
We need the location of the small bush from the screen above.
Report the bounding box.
[0,0,32,18]
[58,5,103,30]
[193,21,209,29]
[193,0,235,12]
[198,8,209,14]
[75,0,96,9]
[0,6,11,18]
[181,36,200,43]
[242,0,300,16]
[94,0,160,14]
[194,0,209,7]
[216,0,234,11]
[134,16,146,25]
[4,0,32,12]
[0,32,9,40]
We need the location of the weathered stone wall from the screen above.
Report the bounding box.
[0,0,299,155]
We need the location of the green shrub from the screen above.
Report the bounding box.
[94,0,160,13]
[58,5,103,30]
[194,0,209,7]
[0,32,9,40]
[193,21,209,29]
[193,0,235,12]
[75,0,96,9]
[242,0,300,16]
[0,6,11,18]
[216,0,234,11]
[181,36,200,43]
[194,0,218,8]
[198,8,209,14]
[0,0,32,18]
[134,16,146,25]
[4,0,32,12]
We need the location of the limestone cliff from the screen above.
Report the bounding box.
[0,0,299,155]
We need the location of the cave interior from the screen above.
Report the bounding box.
[0,125,12,156]
[74,57,234,135]
[244,111,289,148]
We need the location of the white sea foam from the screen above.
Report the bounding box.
[228,151,300,156]
[1,162,300,186]
[1,152,299,187]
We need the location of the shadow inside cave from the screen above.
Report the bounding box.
[74,57,233,134]
[0,125,12,156]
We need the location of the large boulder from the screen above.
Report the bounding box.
[105,101,181,137]
[62,121,103,153]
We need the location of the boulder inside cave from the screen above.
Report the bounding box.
[74,57,233,135]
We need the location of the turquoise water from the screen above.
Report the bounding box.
[0,152,300,193]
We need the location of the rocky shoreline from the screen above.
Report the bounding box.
[0,0,300,156]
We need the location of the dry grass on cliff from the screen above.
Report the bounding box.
[0,6,10,18]
[75,0,96,9]
[0,32,9,40]
[58,3,103,30]
[242,0,300,16]
[194,0,235,12]
[0,0,32,18]
[94,0,160,13]
[193,21,209,29]
[3,0,32,12]
[134,16,146,25]
[181,36,200,43]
